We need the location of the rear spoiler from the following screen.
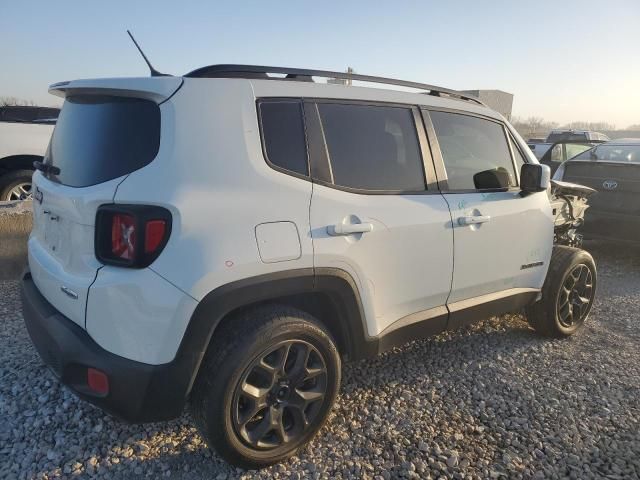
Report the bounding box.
[49,77,183,104]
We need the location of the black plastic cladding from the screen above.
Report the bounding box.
[184,64,485,106]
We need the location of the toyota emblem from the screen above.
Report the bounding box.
[602,180,618,190]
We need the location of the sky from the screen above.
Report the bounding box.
[1,0,639,128]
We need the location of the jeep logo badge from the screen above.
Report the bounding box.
[34,187,43,204]
[602,180,618,190]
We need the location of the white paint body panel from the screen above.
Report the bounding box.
[250,80,498,119]
[28,172,124,326]
[0,122,53,160]
[255,222,302,263]
[444,190,553,303]
[86,266,198,364]
[113,79,314,303]
[310,184,454,337]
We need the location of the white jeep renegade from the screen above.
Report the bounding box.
[21,65,597,468]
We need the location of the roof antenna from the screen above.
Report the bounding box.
[127,30,170,77]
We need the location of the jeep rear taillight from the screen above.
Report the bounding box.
[111,213,136,260]
[96,205,172,268]
[144,220,167,254]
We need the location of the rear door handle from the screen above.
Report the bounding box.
[457,215,491,226]
[327,223,373,236]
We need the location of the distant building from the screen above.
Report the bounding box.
[460,89,514,120]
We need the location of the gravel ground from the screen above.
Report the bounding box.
[1,241,639,480]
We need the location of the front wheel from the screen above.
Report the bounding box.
[526,246,597,337]
[190,305,341,469]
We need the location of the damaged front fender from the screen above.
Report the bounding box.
[550,180,597,247]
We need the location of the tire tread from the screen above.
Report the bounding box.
[189,304,340,469]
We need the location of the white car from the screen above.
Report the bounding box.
[21,66,597,468]
[0,106,58,201]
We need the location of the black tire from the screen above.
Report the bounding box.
[190,305,341,469]
[525,246,597,337]
[0,170,34,201]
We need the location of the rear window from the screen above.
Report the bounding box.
[572,144,640,163]
[46,95,160,187]
[547,132,587,143]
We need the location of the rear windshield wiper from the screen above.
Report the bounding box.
[34,160,61,175]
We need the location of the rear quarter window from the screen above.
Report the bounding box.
[47,95,160,187]
[258,100,309,176]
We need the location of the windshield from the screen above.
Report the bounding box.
[572,144,640,163]
[47,95,160,187]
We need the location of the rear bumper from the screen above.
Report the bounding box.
[583,210,640,244]
[21,270,194,423]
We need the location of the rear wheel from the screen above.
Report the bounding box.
[190,305,341,469]
[0,170,33,201]
[526,246,597,337]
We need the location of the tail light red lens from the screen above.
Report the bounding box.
[111,214,136,260]
[144,220,167,254]
[96,205,172,268]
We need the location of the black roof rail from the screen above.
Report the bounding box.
[184,64,485,106]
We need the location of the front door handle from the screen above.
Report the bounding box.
[327,222,373,236]
[458,215,491,226]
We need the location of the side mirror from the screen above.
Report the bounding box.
[520,163,550,193]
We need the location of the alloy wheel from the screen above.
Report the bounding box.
[231,340,328,450]
[6,182,32,201]
[557,264,594,328]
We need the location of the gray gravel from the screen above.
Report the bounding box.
[1,241,639,479]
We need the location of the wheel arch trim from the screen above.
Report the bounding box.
[177,267,370,397]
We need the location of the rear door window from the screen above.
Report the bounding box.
[316,103,425,191]
[430,111,517,190]
[258,100,309,176]
[47,95,160,187]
